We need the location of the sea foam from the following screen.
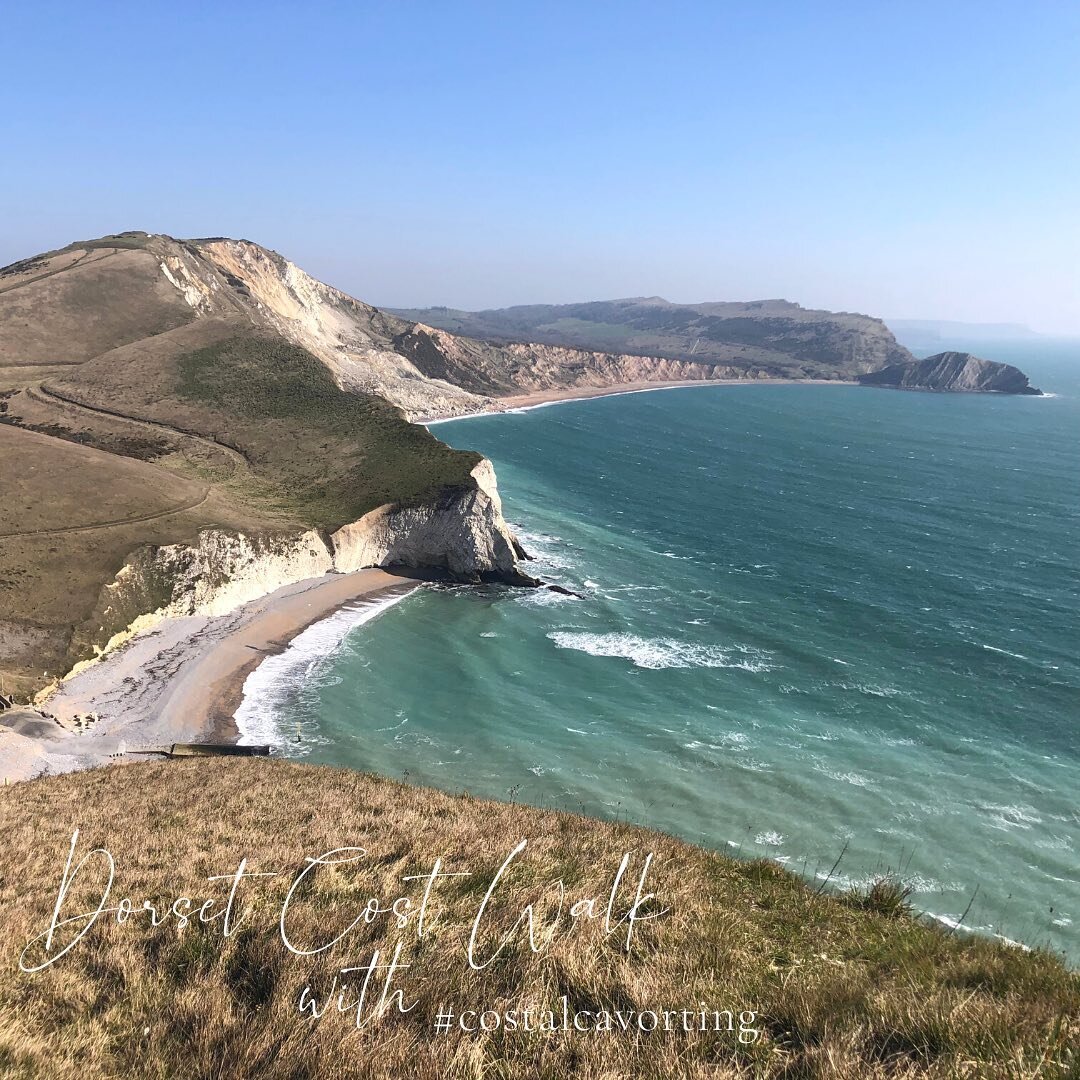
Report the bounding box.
[547,630,774,671]
[234,589,415,747]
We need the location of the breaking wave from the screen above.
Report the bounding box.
[235,589,415,747]
[547,630,774,671]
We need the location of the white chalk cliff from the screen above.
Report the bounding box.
[76,461,530,675]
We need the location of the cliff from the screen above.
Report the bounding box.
[0,232,541,698]
[856,351,1043,395]
[394,323,779,396]
[390,296,916,380]
[55,460,531,685]
[0,231,1043,697]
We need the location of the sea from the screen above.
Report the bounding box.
[236,338,1080,961]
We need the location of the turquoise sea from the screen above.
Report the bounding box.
[238,339,1080,961]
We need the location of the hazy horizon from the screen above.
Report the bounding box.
[4,2,1078,335]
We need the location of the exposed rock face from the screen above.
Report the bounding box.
[332,460,531,583]
[65,459,531,682]
[394,325,777,400]
[856,352,1042,395]
[390,296,916,380]
[169,242,784,417]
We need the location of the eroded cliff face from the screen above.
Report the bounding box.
[154,237,493,419]
[56,460,530,691]
[857,352,1043,395]
[332,460,529,581]
[390,296,916,379]
[148,238,799,419]
[393,324,778,404]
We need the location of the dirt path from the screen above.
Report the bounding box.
[0,249,117,295]
[31,384,251,469]
[0,486,211,539]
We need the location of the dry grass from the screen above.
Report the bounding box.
[0,760,1076,1079]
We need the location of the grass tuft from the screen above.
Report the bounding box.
[0,759,1076,1078]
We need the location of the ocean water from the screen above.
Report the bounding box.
[243,339,1080,960]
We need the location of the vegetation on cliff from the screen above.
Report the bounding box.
[0,760,1076,1079]
[0,235,486,697]
[390,297,917,380]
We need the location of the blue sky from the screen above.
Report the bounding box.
[3,1,1078,332]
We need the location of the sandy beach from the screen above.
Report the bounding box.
[0,569,413,784]
[420,375,851,423]
[2,376,847,786]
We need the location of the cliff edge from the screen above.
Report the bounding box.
[0,233,535,698]
[856,352,1043,395]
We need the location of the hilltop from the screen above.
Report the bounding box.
[0,758,1076,1079]
[0,232,531,699]
[0,233,1043,701]
[390,296,916,379]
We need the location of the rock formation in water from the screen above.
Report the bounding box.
[856,351,1043,395]
[0,231,1044,696]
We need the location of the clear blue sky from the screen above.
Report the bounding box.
[3,1,1079,332]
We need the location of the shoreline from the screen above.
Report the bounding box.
[0,569,414,783]
[420,375,852,424]
[4,376,847,784]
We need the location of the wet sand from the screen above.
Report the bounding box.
[0,569,413,783]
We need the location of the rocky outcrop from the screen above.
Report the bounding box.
[857,352,1042,395]
[394,324,777,402]
[60,459,532,685]
[332,460,532,582]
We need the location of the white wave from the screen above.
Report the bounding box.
[981,803,1044,831]
[547,630,774,671]
[755,831,784,847]
[835,681,905,698]
[1034,834,1074,852]
[715,731,750,747]
[822,870,963,895]
[234,589,415,746]
[980,643,1029,660]
[515,530,578,575]
[814,765,874,787]
[515,587,572,608]
[925,913,1031,951]
[423,409,503,426]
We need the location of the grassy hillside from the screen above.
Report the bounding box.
[0,760,1076,1079]
[0,237,488,697]
[391,297,916,379]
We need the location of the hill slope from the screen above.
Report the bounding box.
[0,232,531,699]
[0,233,1044,699]
[1,759,1076,1079]
[390,296,916,379]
